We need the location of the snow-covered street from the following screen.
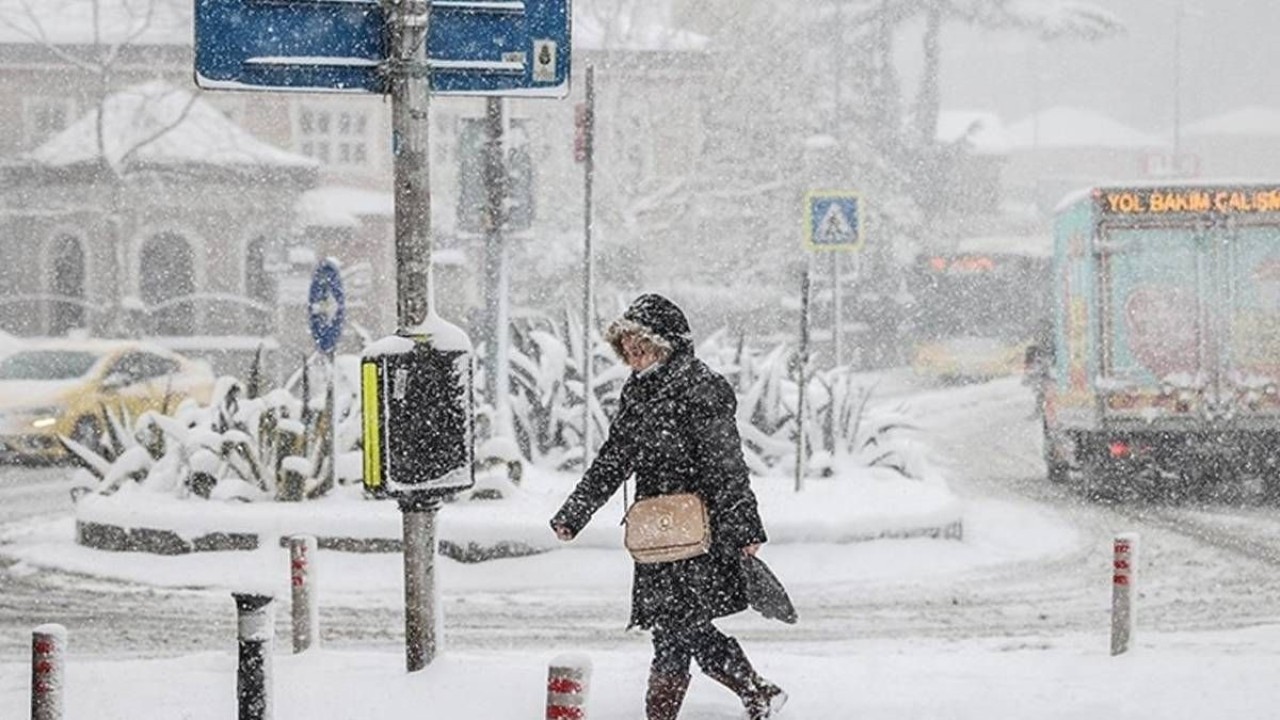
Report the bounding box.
[2,378,1280,717]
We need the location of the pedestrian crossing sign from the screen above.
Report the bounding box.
[804,191,862,251]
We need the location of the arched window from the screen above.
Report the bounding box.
[140,233,195,336]
[245,236,274,335]
[49,234,85,336]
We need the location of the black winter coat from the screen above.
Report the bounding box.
[551,347,768,629]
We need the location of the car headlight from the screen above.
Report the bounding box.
[25,406,64,430]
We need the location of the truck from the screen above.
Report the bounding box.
[1038,182,1280,500]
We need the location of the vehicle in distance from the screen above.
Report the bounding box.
[0,339,215,463]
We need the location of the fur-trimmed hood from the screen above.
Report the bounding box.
[604,293,693,356]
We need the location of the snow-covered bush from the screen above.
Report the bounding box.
[701,332,930,480]
[69,316,931,501]
[496,310,626,471]
[66,351,362,501]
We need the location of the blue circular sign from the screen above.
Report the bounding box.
[308,259,346,353]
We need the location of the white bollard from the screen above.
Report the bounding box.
[31,624,66,720]
[289,535,319,653]
[1111,532,1138,656]
[545,654,592,719]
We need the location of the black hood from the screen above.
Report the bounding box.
[622,293,693,350]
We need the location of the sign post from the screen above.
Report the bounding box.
[803,191,862,368]
[308,259,346,499]
[196,0,573,675]
[579,65,596,468]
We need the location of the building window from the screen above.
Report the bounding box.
[296,103,372,168]
[48,234,85,336]
[140,233,196,336]
[23,97,76,148]
[245,237,274,335]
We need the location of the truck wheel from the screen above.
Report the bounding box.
[1042,419,1069,484]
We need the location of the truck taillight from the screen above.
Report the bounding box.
[1109,441,1131,459]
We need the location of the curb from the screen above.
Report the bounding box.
[75,520,547,563]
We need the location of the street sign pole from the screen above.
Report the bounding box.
[482,97,511,435]
[308,259,346,502]
[580,65,596,469]
[804,191,862,369]
[384,0,439,673]
[832,254,843,367]
[197,0,573,677]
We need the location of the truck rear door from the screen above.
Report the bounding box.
[1223,222,1280,416]
[1097,224,1209,416]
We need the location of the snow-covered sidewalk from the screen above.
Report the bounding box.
[3,628,1278,719]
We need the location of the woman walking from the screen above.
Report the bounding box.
[551,294,786,720]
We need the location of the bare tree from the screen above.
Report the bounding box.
[0,0,197,171]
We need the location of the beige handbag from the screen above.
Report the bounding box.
[623,492,711,564]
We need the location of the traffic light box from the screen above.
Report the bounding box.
[361,326,475,499]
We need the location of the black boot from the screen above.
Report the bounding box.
[702,639,788,719]
[646,671,691,720]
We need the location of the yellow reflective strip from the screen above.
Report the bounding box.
[361,361,382,489]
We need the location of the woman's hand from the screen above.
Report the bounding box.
[742,543,761,557]
[553,525,575,542]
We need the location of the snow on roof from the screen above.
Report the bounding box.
[26,81,316,171]
[1181,106,1280,138]
[297,186,394,229]
[1006,106,1166,150]
[0,0,191,46]
[937,111,1011,156]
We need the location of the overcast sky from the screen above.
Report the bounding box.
[934,0,1279,131]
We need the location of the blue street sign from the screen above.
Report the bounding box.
[194,0,571,97]
[309,259,346,354]
[804,191,863,251]
[195,0,386,93]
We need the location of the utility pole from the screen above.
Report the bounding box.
[384,0,438,672]
[580,65,596,468]
[482,96,511,436]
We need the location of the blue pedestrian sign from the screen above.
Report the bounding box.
[804,191,862,251]
[309,259,346,354]
[194,0,571,97]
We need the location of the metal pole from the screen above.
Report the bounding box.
[289,535,318,654]
[1172,2,1183,160]
[482,96,507,410]
[384,0,440,672]
[387,0,432,330]
[796,263,811,493]
[233,593,275,720]
[832,254,843,367]
[581,65,596,469]
[325,349,336,492]
[401,495,439,670]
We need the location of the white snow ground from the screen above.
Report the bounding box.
[1,377,1278,718]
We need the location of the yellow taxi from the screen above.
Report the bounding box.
[0,339,215,462]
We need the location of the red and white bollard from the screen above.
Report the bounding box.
[31,624,66,720]
[1111,532,1138,656]
[545,654,592,719]
[289,534,318,653]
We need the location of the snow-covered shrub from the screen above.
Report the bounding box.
[498,309,626,472]
[64,355,361,501]
[702,333,929,480]
[67,319,931,501]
